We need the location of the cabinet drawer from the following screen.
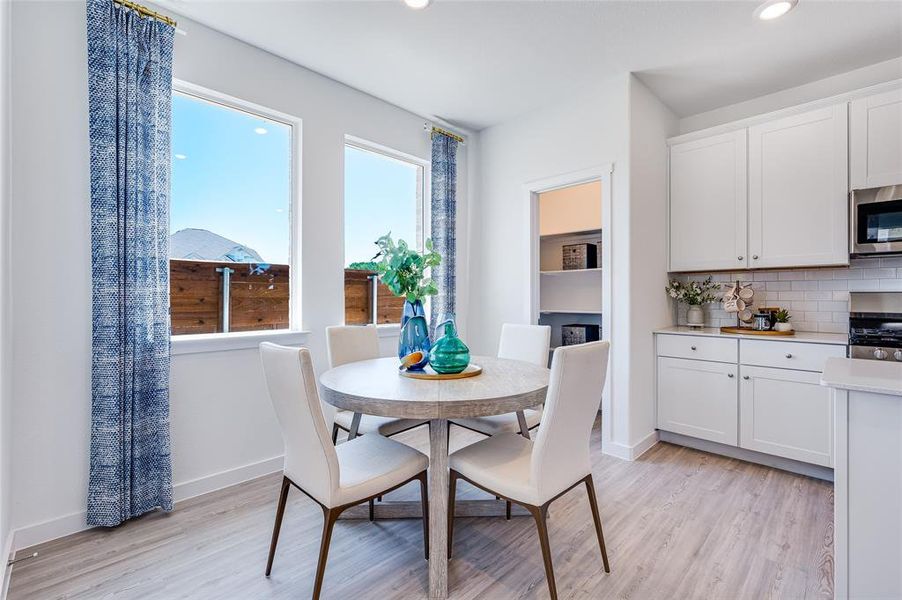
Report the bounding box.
[656,334,738,363]
[740,339,845,372]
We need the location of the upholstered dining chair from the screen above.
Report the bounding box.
[447,341,611,600]
[450,323,551,438]
[326,325,429,443]
[260,343,430,600]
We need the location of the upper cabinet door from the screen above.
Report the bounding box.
[748,104,849,269]
[669,130,748,272]
[851,89,902,190]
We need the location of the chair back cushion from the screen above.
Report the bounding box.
[326,325,381,368]
[531,341,609,502]
[498,323,551,367]
[260,343,339,506]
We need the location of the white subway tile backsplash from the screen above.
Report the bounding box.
[672,259,901,333]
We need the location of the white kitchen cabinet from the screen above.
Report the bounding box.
[739,366,833,467]
[656,356,738,445]
[851,88,902,189]
[669,130,748,272]
[748,104,849,268]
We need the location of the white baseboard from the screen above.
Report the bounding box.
[12,455,285,552]
[602,430,660,461]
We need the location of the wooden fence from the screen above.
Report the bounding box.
[170,260,404,335]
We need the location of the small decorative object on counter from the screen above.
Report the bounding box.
[562,324,600,346]
[429,314,470,374]
[774,308,793,332]
[722,280,755,324]
[562,243,598,270]
[758,306,781,330]
[666,276,720,328]
[752,313,772,331]
[371,232,441,370]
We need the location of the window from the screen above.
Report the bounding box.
[343,140,427,325]
[170,88,295,335]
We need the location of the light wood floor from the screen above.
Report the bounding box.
[9,420,834,599]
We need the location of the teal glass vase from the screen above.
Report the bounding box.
[398,300,430,370]
[429,316,470,375]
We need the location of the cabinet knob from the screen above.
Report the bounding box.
[785,353,792,358]
[752,255,759,260]
[738,256,744,261]
[728,373,735,378]
[690,345,697,351]
[743,375,750,380]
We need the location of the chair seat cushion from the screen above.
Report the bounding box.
[449,432,542,506]
[451,407,542,437]
[333,434,428,507]
[334,409,428,437]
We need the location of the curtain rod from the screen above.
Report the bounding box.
[114,0,178,29]
[425,123,465,145]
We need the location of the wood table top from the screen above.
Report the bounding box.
[319,356,549,419]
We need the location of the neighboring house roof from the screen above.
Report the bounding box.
[170,228,264,263]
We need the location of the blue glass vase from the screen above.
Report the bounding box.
[429,316,470,375]
[399,299,430,370]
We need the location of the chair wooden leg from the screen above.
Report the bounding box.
[331,423,339,445]
[506,500,512,520]
[447,470,458,558]
[584,474,610,573]
[265,476,291,576]
[528,504,558,600]
[313,506,340,600]
[368,499,375,522]
[418,471,429,560]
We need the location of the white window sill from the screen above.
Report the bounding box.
[171,329,311,356]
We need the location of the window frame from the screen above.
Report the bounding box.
[342,135,431,328]
[170,80,305,355]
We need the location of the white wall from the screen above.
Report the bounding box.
[8,1,470,548]
[680,56,902,134]
[0,0,12,577]
[624,75,678,450]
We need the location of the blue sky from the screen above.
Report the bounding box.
[171,92,420,267]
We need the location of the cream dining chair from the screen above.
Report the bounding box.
[326,325,429,442]
[447,341,611,600]
[450,323,551,438]
[259,343,429,600]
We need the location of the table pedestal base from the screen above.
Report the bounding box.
[338,499,530,520]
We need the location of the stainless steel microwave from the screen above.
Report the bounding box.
[851,185,902,256]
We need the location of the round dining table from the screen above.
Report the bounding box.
[319,355,550,600]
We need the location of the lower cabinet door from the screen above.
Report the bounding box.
[657,357,738,445]
[739,366,833,467]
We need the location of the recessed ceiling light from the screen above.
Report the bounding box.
[754,0,797,20]
[254,127,268,135]
[404,0,431,9]
[174,153,187,160]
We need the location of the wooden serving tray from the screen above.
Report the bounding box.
[719,326,795,336]
[399,364,483,380]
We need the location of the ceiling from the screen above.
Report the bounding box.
[160,1,902,131]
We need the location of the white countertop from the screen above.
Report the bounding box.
[820,358,902,397]
[654,326,848,346]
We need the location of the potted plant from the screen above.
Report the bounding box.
[372,233,441,370]
[774,308,793,332]
[665,276,720,327]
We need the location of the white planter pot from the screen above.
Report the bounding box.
[774,322,793,332]
[686,305,705,327]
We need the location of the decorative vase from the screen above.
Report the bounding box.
[686,305,705,327]
[774,322,793,332]
[399,300,430,370]
[429,316,470,375]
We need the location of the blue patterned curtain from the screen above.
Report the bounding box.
[430,132,459,330]
[86,0,175,527]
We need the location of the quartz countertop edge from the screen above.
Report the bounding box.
[654,326,848,346]
[820,357,902,397]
